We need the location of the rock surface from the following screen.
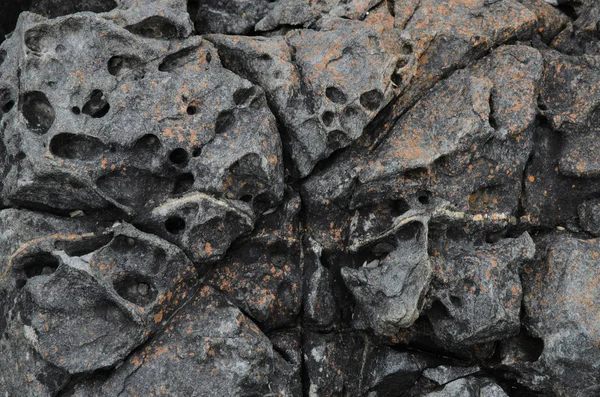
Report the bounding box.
[1,0,599,396]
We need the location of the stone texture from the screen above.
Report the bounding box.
[3,0,600,396]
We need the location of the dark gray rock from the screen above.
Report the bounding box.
[78,286,299,396]
[579,198,600,236]
[0,209,196,396]
[426,231,535,349]
[520,235,600,396]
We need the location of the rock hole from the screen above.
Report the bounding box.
[417,191,431,205]
[186,105,197,115]
[485,232,502,244]
[21,91,55,134]
[108,55,141,76]
[321,111,335,126]
[400,43,413,55]
[359,89,384,111]
[2,100,14,113]
[169,148,189,165]
[340,105,367,137]
[125,16,178,39]
[428,300,450,319]
[0,49,6,67]
[192,148,202,157]
[172,173,194,194]
[233,87,257,106]
[326,130,351,152]
[96,167,171,208]
[24,26,50,53]
[158,47,197,72]
[21,253,59,279]
[205,52,212,64]
[215,110,235,135]
[113,274,157,306]
[386,0,395,17]
[50,133,107,160]
[71,106,80,115]
[520,334,544,362]
[82,90,110,118]
[450,296,462,308]
[133,134,162,159]
[325,87,347,104]
[240,194,253,203]
[165,216,185,234]
[392,198,410,216]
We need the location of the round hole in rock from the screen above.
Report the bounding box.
[50,133,107,160]
[205,52,212,64]
[360,89,384,111]
[71,106,81,115]
[485,232,502,244]
[169,148,189,164]
[418,191,431,205]
[192,148,202,157]
[450,296,462,308]
[15,279,26,289]
[165,216,185,234]
[21,91,55,134]
[172,173,194,194]
[186,105,197,115]
[321,111,335,126]
[325,87,347,104]
[113,274,157,307]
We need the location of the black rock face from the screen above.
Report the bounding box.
[1,0,599,396]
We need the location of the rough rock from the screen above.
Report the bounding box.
[3,0,600,396]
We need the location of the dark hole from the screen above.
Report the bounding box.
[71,106,80,115]
[169,148,189,164]
[172,173,194,194]
[205,52,212,64]
[165,216,185,234]
[450,296,462,308]
[485,232,502,244]
[325,87,347,104]
[321,111,335,126]
[392,198,410,216]
[233,87,256,106]
[240,194,253,202]
[50,133,107,160]
[520,333,544,362]
[16,279,26,289]
[215,110,235,135]
[186,105,196,115]
[107,55,142,76]
[400,43,412,55]
[192,148,202,157]
[125,16,178,39]
[391,72,403,87]
[418,191,431,204]
[258,53,272,62]
[82,89,110,118]
[0,49,6,67]
[359,89,384,111]
[113,274,157,306]
[22,253,59,279]
[21,91,55,134]
[428,300,450,319]
[2,100,14,113]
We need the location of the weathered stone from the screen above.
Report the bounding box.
[190,0,274,35]
[81,286,299,396]
[520,235,600,396]
[422,377,508,397]
[426,230,535,349]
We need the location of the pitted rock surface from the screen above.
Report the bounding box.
[1,1,600,396]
